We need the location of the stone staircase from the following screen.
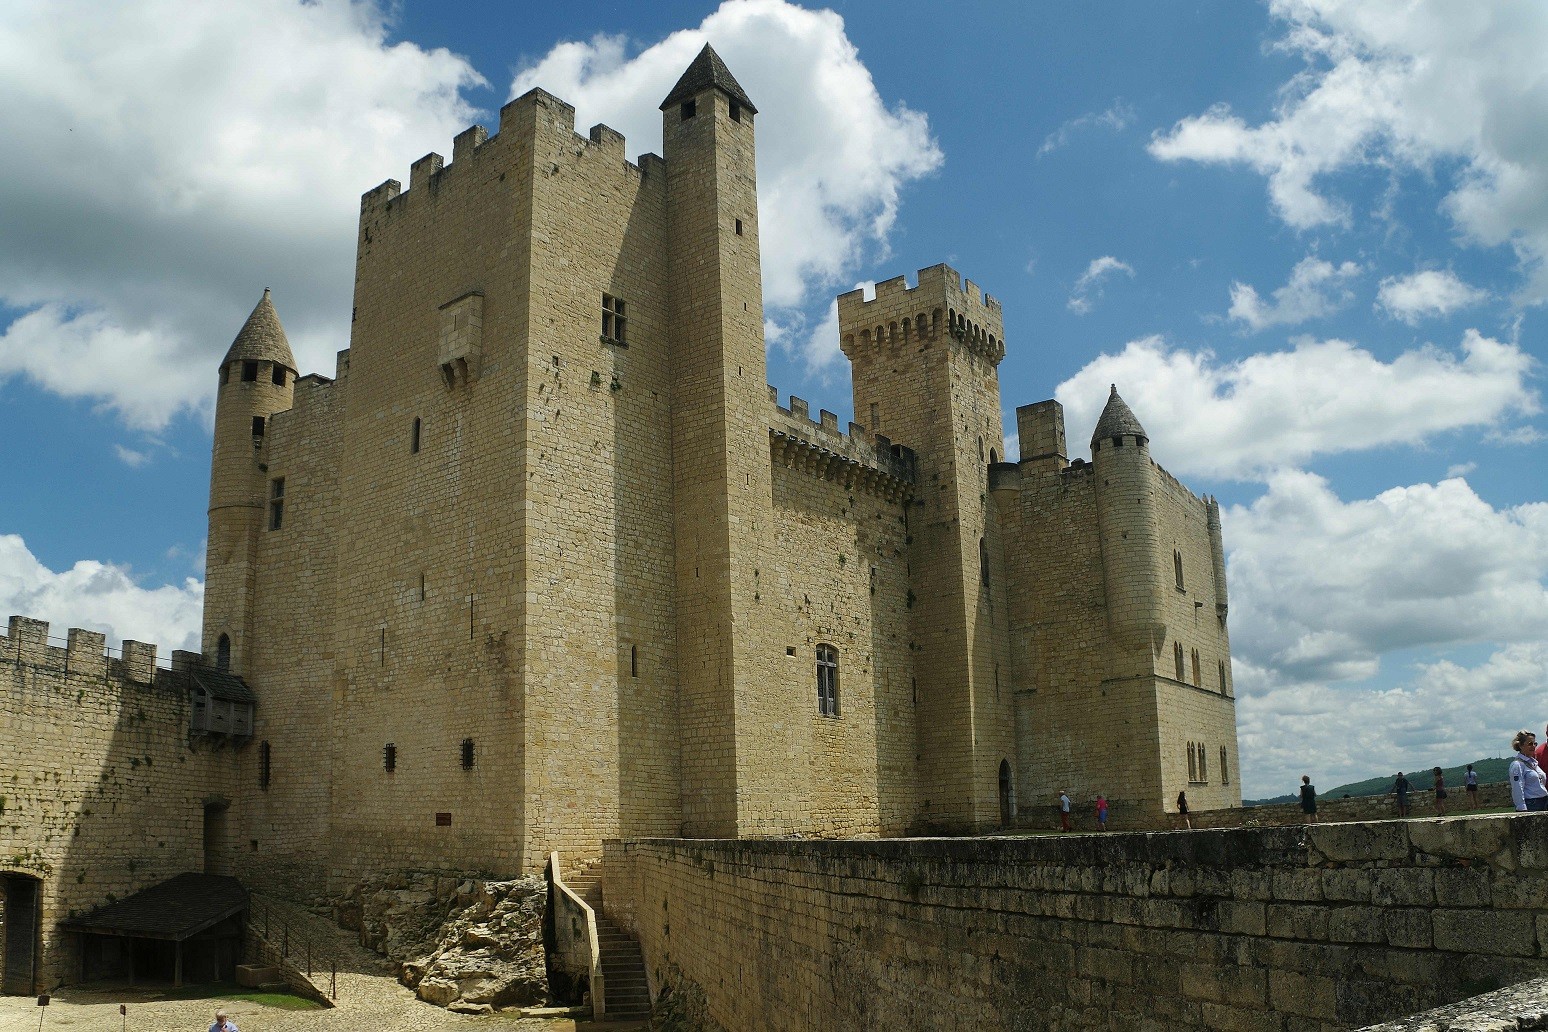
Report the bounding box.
[563,864,651,1023]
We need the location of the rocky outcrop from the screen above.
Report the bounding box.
[335,871,547,1011]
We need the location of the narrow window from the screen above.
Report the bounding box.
[1174,550,1185,591]
[241,361,258,382]
[870,402,879,429]
[252,416,265,438]
[1173,641,1185,680]
[411,417,421,453]
[384,743,396,773]
[1200,744,1208,782]
[1219,660,1228,694]
[979,537,989,587]
[630,644,638,678]
[816,644,839,717]
[259,740,271,789]
[729,101,741,122]
[460,737,475,769]
[735,218,743,235]
[271,365,286,386]
[1191,649,1201,686]
[1220,747,1230,785]
[680,98,696,119]
[602,294,627,344]
[1187,743,1196,782]
[268,477,285,531]
[216,634,231,673]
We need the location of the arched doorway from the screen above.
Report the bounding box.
[998,760,1015,828]
[1,872,42,994]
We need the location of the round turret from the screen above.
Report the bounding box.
[1090,384,1164,657]
[203,289,297,673]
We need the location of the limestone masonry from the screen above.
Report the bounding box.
[198,45,1237,893]
[1,46,1239,994]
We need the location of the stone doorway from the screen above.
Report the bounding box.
[998,760,1015,827]
[203,802,229,876]
[0,872,41,994]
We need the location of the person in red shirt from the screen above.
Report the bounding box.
[1535,725,1548,770]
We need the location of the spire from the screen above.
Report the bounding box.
[659,43,757,114]
[222,288,296,371]
[1091,384,1147,446]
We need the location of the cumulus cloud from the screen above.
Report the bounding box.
[1038,100,1135,156]
[510,0,942,367]
[0,534,203,653]
[1149,1,1548,302]
[1226,471,1548,684]
[1056,329,1538,479]
[1376,269,1490,324]
[1236,644,1548,799]
[0,0,484,428]
[1227,255,1361,331]
[1067,256,1134,314]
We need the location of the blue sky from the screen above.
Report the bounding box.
[2,0,1545,800]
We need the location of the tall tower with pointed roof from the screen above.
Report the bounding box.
[203,289,296,676]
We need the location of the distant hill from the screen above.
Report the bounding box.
[1246,757,1512,806]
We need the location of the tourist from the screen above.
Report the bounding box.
[1058,789,1072,831]
[1432,766,1448,816]
[1509,731,1548,812]
[1095,794,1108,831]
[1176,790,1191,830]
[1299,775,1317,824]
[1393,771,1410,817]
[1535,724,1548,770]
[1465,763,1479,809]
[209,1011,238,1032]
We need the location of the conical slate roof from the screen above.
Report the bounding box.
[1091,384,1147,445]
[660,43,758,114]
[222,288,295,370]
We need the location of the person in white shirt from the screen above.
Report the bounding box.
[1508,731,1548,812]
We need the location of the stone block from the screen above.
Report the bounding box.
[1408,816,1513,871]
[1320,868,1372,903]
[1432,868,1491,907]
[1373,868,1434,907]
[1267,904,1329,941]
[1217,900,1267,937]
[1326,905,1387,945]
[1307,821,1409,863]
[1382,908,1434,950]
[1271,870,1324,902]
[236,964,280,987]
[1269,970,1338,1020]
[1432,909,1536,956]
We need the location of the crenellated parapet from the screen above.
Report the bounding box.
[838,264,1006,366]
[358,87,662,222]
[769,389,916,501]
[0,615,172,687]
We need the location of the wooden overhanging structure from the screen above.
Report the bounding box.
[62,873,248,986]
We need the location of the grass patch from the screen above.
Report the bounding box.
[159,982,323,1010]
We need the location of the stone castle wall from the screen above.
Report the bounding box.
[0,617,236,989]
[604,816,1548,1032]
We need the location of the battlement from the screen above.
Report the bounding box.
[838,264,1006,365]
[0,614,194,686]
[768,387,916,500]
[360,86,658,219]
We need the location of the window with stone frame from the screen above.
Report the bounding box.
[816,644,839,717]
[268,477,285,531]
[602,293,627,345]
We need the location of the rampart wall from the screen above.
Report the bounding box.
[604,817,1548,1031]
[0,617,235,989]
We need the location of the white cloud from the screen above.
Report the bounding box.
[0,0,484,428]
[1149,1,1548,302]
[0,533,204,654]
[1067,256,1134,314]
[114,444,151,468]
[1236,644,1548,799]
[1446,461,1477,478]
[1056,329,1538,479]
[1226,471,1548,684]
[510,0,942,368]
[1038,100,1135,156]
[1376,269,1489,324]
[1227,255,1361,331]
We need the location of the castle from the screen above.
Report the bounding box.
[1,47,1238,992]
[197,44,1238,893]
